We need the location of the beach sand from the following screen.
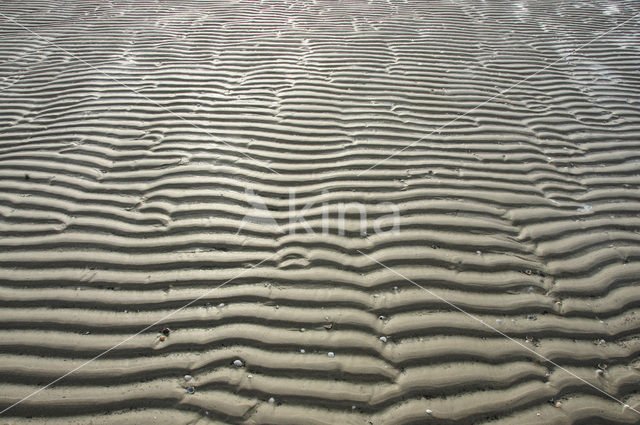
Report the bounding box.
[0,0,640,423]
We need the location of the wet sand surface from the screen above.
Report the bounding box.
[0,1,640,424]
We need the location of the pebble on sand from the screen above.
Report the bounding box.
[268,397,275,403]
[233,359,244,367]
[184,374,192,382]
[379,336,388,343]
[426,409,433,415]
[161,327,171,337]
[186,386,195,394]
[328,352,335,358]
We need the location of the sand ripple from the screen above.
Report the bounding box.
[1,0,640,424]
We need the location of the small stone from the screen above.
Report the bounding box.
[527,314,536,320]
[159,335,166,342]
[300,328,306,332]
[300,349,305,354]
[186,386,195,394]
[596,369,604,376]
[392,286,398,292]
[247,374,253,379]
[184,374,192,382]
[268,397,275,403]
[161,327,171,337]
[324,323,333,330]
[217,303,226,308]
[275,305,279,309]
[352,405,356,410]
[378,315,386,320]
[426,409,433,415]
[233,359,244,367]
[536,412,541,417]
[379,336,387,343]
[555,401,562,408]
[577,204,591,213]
[328,352,335,358]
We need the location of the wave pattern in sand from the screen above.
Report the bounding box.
[1,0,640,424]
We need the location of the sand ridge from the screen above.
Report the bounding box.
[1,0,640,423]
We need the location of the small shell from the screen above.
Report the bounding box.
[379,336,388,343]
[327,352,335,358]
[184,374,192,382]
[426,409,433,415]
[233,359,244,367]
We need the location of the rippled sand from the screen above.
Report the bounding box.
[1,1,640,424]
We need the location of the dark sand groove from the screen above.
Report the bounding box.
[1,0,640,424]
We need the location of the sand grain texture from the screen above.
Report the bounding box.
[1,0,640,424]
